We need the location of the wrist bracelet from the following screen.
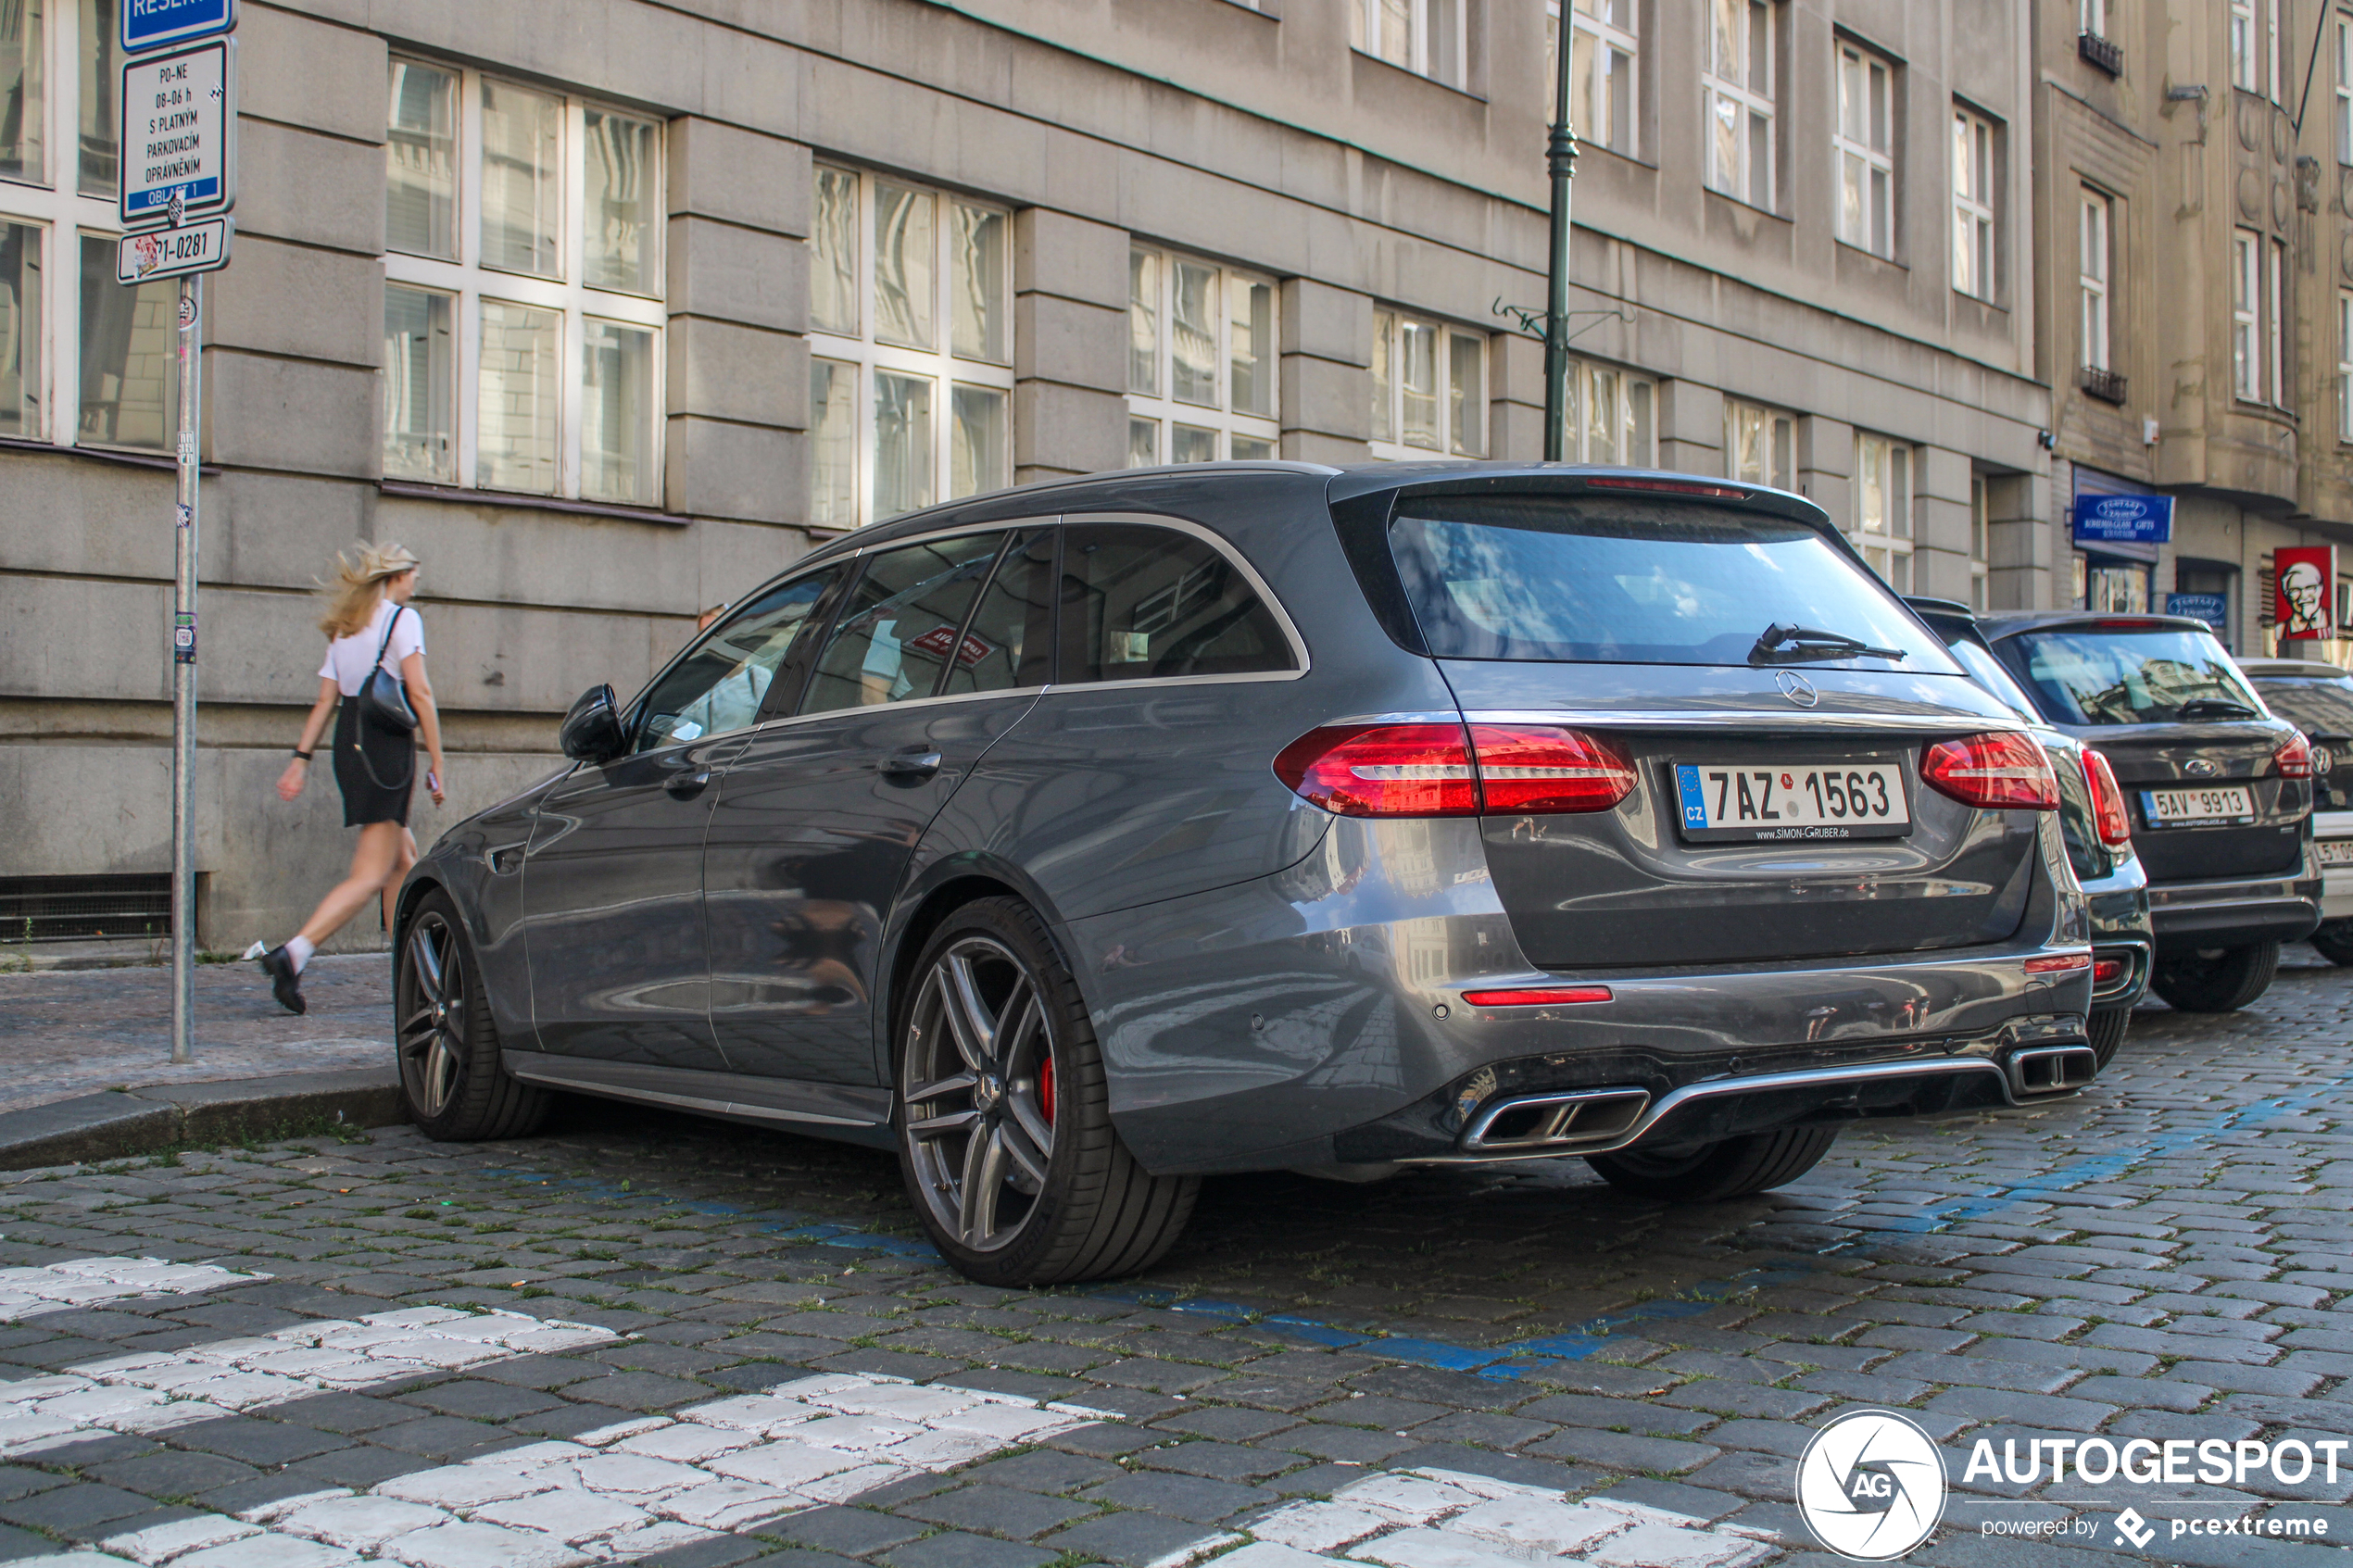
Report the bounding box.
[293,748,312,760]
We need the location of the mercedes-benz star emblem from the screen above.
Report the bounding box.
[1795,1409,1947,1561]
[1777,670,1821,708]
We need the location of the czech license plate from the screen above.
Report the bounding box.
[2317,839,2353,866]
[2141,785,2255,826]
[1673,762,1910,842]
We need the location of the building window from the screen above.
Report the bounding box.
[2340,293,2353,441]
[1370,309,1486,459]
[1854,433,1913,593]
[1705,0,1777,209]
[2339,19,2353,165]
[1348,0,1466,90]
[1568,360,1656,465]
[1969,475,1990,611]
[1723,398,1793,488]
[1126,247,1278,467]
[0,0,177,452]
[2232,0,2260,93]
[1546,0,1638,157]
[806,166,1013,527]
[2271,236,2288,407]
[2233,230,2261,400]
[2080,190,2111,372]
[1953,109,1996,299]
[380,61,665,506]
[2081,0,2107,36]
[1834,42,1894,257]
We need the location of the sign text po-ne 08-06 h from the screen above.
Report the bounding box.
[120,39,236,231]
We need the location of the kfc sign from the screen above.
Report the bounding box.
[2275,546,2336,643]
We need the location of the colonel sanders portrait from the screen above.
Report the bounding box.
[2281,560,2332,639]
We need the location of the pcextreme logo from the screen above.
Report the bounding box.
[1795,1410,1948,1561]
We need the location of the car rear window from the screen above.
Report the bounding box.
[1385,495,1956,670]
[1995,627,2264,726]
[2250,676,2353,737]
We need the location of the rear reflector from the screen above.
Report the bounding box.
[2092,957,2126,985]
[1274,723,1635,817]
[1461,985,1614,1007]
[2024,952,2092,973]
[2082,749,2133,846]
[1583,475,1749,500]
[1921,732,2060,810]
[2274,731,2314,778]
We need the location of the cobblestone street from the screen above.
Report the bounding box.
[5,960,2353,1567]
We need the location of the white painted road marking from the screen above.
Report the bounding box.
[13,1372,1105,1564]
[0,1305,615,1458]
[0,1258,266,1323]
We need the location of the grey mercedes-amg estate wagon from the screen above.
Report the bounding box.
[396,462,2098,1285]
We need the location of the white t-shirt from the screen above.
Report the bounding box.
[320,598,426,697]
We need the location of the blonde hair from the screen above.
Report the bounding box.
[319,544,422,639]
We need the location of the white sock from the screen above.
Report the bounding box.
[286,935,315,973]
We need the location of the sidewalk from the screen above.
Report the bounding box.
[0,953,393,1114]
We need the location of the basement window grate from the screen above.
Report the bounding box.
[0,874,175,943]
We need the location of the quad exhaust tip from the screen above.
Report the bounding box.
[2010,1045,2097,1096]
[1461,1087,1652,1152]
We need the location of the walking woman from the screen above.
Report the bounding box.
[258,544,447,1013]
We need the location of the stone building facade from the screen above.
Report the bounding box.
[0,0,2052,950]
[2032,0,2353,659]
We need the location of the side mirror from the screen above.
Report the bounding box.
[560,684,627,763]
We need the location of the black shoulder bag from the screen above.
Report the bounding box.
[355,606,419,789]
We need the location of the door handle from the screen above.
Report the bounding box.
[665,769,713,799]
[878,750,944,781]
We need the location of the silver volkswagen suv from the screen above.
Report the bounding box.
[400,462,2097,1285]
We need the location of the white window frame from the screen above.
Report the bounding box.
[1348,0,1467,89]
[2269,0,2284,104]
[1125,246,1279,468]
[2080,0,2108,37]
[1547,0,1640,157]
[804,165,1015,529]
[0,0,151,452]
[381,62,666,504]
[1369,308,1488,460]
[2339,19,2353,165]
[2271,235,2289,407]
[2232,0,2260,92]
[1565,358,1656,466]
[2080,189,2111,371]
[1953,108,1996,300]
[1704,0,1777,210]
[1722,397,1794,488]
[1833,41,1895,258]
[2338,292,2353,442]
[2233,229,2262,401]
[1853,432,1914,594]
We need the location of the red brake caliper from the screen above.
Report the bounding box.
[1038,1057,1055,1125]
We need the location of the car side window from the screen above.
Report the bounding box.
[944,531,1056,697]
[635,569,841,753]
[799,533,1007,715]
[1056,521,1296,684]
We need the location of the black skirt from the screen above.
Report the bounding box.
[333,696,414,827]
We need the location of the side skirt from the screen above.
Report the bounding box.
[500,1053,897,1150]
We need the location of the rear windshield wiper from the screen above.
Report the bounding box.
[2175,696,2259,721]
[1749,621,1906,665]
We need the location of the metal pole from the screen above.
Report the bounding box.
[170,273,202,1065]
[1541,19,1579,462]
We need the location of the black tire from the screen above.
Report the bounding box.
[395,891,550,1141]
[2150,939,2280,1013]
[2310,920,2353,967]
[894,897,1198,1286]
[2086,1006,2131,1072]
[1584,1125,1839,1202]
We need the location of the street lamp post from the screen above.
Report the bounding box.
[1541,21,1579,462]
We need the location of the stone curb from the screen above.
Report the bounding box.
[0,1067,408,1171]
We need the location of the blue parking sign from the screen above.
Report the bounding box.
[123,0,235,55]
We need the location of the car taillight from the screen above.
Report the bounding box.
[2092,957,2126,985]
[2274,731,2314,778]
[1461,985,1613,1007]
[1272,723,1478,817]
[2024,952,2092,973]
[1468,725,1637,812]
[1920,732,2059,809]
[1273,723,1636,817]
[2082,749,2133,846]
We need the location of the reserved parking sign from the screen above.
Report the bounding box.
[121,0,235,54]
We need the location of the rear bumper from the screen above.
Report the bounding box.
[2313,812,2353,919]
[2147,861,2322,952]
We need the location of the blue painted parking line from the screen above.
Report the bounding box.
[474,1169,944,1261]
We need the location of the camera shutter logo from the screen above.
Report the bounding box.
[1795,1409,1947,1560]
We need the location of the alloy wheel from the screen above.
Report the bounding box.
[902,935,1058,1252]
[397,911,467,1119]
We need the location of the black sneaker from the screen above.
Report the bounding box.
[258,946,307,1015]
